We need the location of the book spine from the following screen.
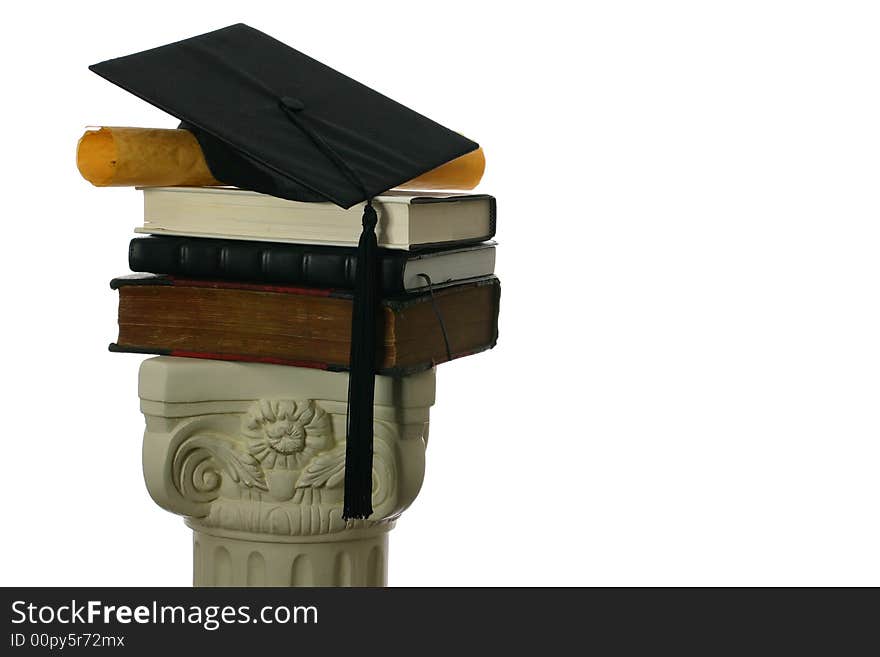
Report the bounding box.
[129,237,408,293]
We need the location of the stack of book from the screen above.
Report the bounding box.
[109,185,501,375]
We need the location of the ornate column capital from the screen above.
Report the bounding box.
[139,357,434,585]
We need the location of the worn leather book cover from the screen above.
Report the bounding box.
[110,275,500,375]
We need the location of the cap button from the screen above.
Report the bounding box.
[280,96,305,112]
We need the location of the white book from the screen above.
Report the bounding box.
[137,187,496,250]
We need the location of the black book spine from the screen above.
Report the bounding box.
[129,236,409,293]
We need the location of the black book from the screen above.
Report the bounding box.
[129,236,496,294]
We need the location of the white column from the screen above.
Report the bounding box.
[139,356,434,587]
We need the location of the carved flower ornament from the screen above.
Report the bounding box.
[243,399,333,470]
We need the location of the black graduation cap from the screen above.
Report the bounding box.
[90,23,480,519]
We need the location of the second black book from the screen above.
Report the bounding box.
[129,236,496,294]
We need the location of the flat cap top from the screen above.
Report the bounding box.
[90,23,479,208]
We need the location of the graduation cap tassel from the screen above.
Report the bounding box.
[343,201,379,519]
[272,97,380,519]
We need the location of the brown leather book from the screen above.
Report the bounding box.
[110,275,500,375]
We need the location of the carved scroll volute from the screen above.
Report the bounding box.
[369,421,401,520]
[143,414,262,519]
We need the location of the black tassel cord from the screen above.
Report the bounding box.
[279,96,379,519]
[417,273,453,363]
[344,202,379,519]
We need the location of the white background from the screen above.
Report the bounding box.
[1,1,878,586]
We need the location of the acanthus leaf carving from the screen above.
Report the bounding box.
[295,443,346,490]
[208,435,268,490]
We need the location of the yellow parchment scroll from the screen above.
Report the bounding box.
[77,126,485,192]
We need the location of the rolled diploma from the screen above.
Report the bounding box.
[77,127,220,187]
[396,145,485,191]
[77,126,484,191]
